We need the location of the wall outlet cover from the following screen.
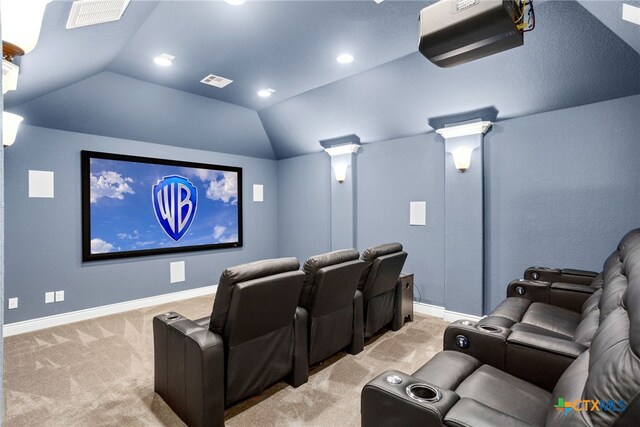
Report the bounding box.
[45,292,55,304]
[8,297,18,309]
[55,290,65,302]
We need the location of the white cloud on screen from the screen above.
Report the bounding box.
[90,171,135,203]
[91,238,115,253]
[206,172,238,204]
[213,225,227,240]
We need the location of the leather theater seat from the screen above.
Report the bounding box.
[358,242,408,338]
[153,258,308,427]
[361,240,640,426]
[484,228,640,346]
[298,249,366,365]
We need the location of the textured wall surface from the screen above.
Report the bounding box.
[484,94,640,312]
[277,152,331,262]
[356,134,446,306]
[4,125,279,323]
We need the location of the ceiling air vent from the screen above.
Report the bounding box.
[200,74,233,89]
[66,0,131,29]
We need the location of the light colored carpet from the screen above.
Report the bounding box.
[3,295,448,426]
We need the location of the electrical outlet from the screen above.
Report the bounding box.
[55,290,65,302]
[45,292,55,304]
[8,297,18,309]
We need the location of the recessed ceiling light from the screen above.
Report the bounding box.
[258,88,276,97]
[622,3,640,25]
[336,54,354,64]
[153,53,174,67]
[373,0,385,3]
[224,0,246,5]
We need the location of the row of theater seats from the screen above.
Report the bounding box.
[362,229,640,427]
[153,243,407,427]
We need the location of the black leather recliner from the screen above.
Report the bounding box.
[441,228,640,390]
[153,258,308,427]
[358,243,408,338]
[298,249,366,365]
[362,241,640,426]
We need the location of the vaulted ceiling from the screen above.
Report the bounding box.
[5,0,640,159]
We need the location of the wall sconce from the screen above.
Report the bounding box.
[3,112,24,147]
[436,121,492,139]
[1,0,52,93]
[333,164,348,183]
[451,147,473,172]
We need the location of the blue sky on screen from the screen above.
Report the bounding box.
[89,157,239,254]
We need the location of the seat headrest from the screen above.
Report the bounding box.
[361,243,403,263]
[219,257,300,287]
[618,228,640,253]
[303,249,360,277]
[209,257,300,335]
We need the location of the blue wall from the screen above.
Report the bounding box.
[357,134,445,306]
[277,152,331,261]
[4,95,639,324]
[4,125,279,323]
[484,94,640,312]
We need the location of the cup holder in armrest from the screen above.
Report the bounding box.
[460,320,475,327]
[477,325,501,333]
[406,383,441,403]
[164,313,180,320]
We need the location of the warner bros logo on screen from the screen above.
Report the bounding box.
[153,175,198,241]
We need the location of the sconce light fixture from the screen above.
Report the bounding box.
[3,112,24,147]
[436,121,492,139]
[324,143,360,157]
[1,0,52,93]
[333,164,348,183]
[451,147,473,172]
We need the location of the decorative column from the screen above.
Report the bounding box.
[322,136,361,251]
[438,120,492,316]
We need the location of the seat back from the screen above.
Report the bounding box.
[208,257,304,405]
[300,249,365,364]
[547,243,640,426]
[358,243,407,338]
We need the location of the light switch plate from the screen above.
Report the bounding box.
[55,290,65,302]
[8,297,18,309]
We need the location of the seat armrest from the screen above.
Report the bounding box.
[560,268,599,278]
[524,266,597,286]
[361,370,459,427]
[506,279,551,302]
[286,307,309,387]
[350,290,364,355]
[153,312,225,427]
[505,330,587,391]
[550,282,597,294]
[524,266,561,282]
[443,320,511,370]
[549,282,597,313]
[507,330,587,358]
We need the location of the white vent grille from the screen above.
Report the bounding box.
[200,74,233,89]
[66,0,131,29]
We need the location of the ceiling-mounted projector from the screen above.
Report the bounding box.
[419,0,529,68]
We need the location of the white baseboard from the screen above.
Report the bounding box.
[3,285,217,337]
[4,289,482,337]
[413,302,483,322]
